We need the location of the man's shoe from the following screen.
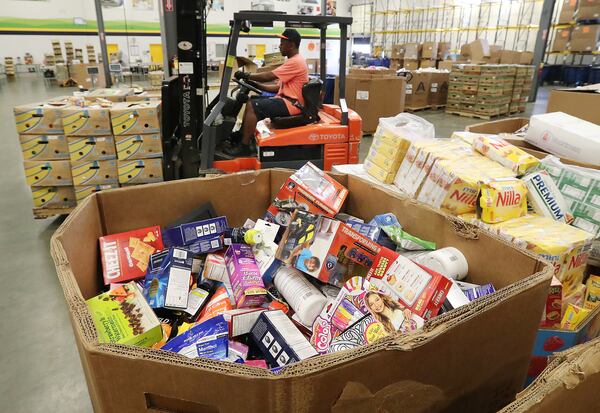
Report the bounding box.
[223,143,256,157]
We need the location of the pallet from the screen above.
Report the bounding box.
[431,104,446,110]
[33,206,74,219]
[405,105,431,112]
[445,110,501,120]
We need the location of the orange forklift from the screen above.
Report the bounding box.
[195,12,362,174]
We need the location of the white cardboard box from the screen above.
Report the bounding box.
[525,112,600,167]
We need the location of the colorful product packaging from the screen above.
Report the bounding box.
[367,249,452,319]
[472,134,540,175]
[99,226,164,284]
[202,254,228,283]
[584,275,600,310]
[477,178,528,224]
[225,244,268,308]
[86,282,162,347]
[197,285,234,323]
[522,170,573,223]
[541,276,563,328]
[162,216,228,254]
[561,304,591,331]
[250,310,318,368]
[276,210,382,286]
[370,213,436,251]
[328,315,389,353]
[142,247,194,310]
[265,162,348,226]
[161,315,229,360]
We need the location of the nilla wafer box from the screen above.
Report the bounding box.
[100,226,164,284]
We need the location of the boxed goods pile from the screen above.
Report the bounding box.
[52,162,555,412]
[569,24,600,53]
[546,84,600,125]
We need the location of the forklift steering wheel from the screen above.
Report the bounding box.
[232,78,263,94]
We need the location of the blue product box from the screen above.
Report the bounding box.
[526,304,600,385]
[143,247,194,310]
[346,219,381,242]
[161,315,229,359]
[162,216,228,254]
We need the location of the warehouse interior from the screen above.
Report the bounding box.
[1,0,600,412]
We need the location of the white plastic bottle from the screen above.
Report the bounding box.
[273,266,327,326]
[415,247,468,280]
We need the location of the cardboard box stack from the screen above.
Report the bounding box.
[576,0,600,20]
[403,42,420,70]
[511,65,535,113]
[14,97,76,211]
[52,40,64,64]
[87,44,96,64]
[390,44,404,71]
[569,24,600,52]
[110,101,164,186]
[552,28,572,52]
[4,57,15,76]
[420,41,438,69]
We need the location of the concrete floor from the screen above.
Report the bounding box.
[0,76,552,412]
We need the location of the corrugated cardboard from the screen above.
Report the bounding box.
[499,337,600,413]
[547,85,600,125]
[405,72,432,108]
[19,134,70,161]
[519,52,534,65]
[576,0,600,19]
[558,0,577,23]
[85,88,131,102]
[61,105,112,136]
[552,28,572,52]
[70,159,119,186]
[438,42,451,60]
[404,60,419,70]
[428,72,449,106]
[51,170,552,413]
[438,60,455,71]
[125,91,161,102]
[404,43,421,60]
[420,60,436,69]
[305,58,320,74]
[23,160,73,186]
[500,50,521,64]
[489,45,503,63]
[110,101,161,136]
[67,136,116,161]
[335,73,406,133]
[117,158,164,184]
[392,44,405,59]
[569,24,600,52]
[115,134,163,160]
[74,184,119,203]
[264,52,284,66]
[422,42,439,59]
[69,64,106,89]
[30,185,76,208]
[463,39,490,63]
[14,98,72,135]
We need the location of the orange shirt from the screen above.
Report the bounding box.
[273,54,309,115]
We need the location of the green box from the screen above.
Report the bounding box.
[86,282,162,347]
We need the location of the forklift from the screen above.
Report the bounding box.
[161,8,362,179]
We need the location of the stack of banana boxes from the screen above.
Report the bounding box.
[14,93,164,216]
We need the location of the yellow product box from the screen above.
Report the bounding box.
[584,275,600,311]
[30,186,77,208]
[115,134,163,160]
[110,101,161,136]
[363,158,397,184]
[117,158,164,184]
[477,178,528,224]
[394,140,443,194]
[369,136,408,160]
[23,160,73,186]
[14,98,72,135]
[61,105,112,136]
[85,88,131,102]
[560,303,591,331]
[71,159,119,186]
[19,134,69,160]
[74,184,119,203]
[67,136,116,161]
[366,147,402,173]
[472,134,540,175]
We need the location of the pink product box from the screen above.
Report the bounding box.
[225,244,268,308]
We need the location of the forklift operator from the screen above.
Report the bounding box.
[225,28,309,157]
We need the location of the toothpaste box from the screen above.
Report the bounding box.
[162,216,228,254]
[367,248,452,319]
[266,162,348,226]
[86,282,162,347]
[161,315,229,360]
[142,247,194,310]
[251,310,318,368]
[99,226,164,284]
[276,210,382,286]
[225,244,268,308]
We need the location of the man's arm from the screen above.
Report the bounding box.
[255,82,279,93]
[247,71,278,83]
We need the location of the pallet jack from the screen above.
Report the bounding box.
[161,8,362,179]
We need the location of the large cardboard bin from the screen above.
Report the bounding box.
[51,170,552,413]
[499,337,600,412]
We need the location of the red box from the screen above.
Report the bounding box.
[99,226,164,284]
[276,210,382,286]
[367,248,452,319]
[541,276,563,328]
[266,162,348,226]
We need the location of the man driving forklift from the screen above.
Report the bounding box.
[225,28,309,157]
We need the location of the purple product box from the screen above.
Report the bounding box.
[225,244,268,308]
[162,216,228,254]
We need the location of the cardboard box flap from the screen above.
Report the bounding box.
[554,83,600,93]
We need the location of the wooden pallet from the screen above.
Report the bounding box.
[445,110,501,120]
[431,104,446,110]
[405,105,431,112]
[33,206,74,219]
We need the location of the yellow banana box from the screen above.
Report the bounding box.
[30,186,76,208]
[74,184,119,203]
[19,134,69,161]
[67,136,116,161]
[115,134,163,160]
[23,160,73,186]
[61,105,112,136]
[70,159,119,186]
[117,159,164,184]
[110,101,161,136]
[85,88,131,102]
[14,98,71,135]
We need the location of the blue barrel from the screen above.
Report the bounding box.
[562,65,591,86]
[589,66,600,84]
[541,64,562,84]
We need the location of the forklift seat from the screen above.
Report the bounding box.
[270,78,323,129]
